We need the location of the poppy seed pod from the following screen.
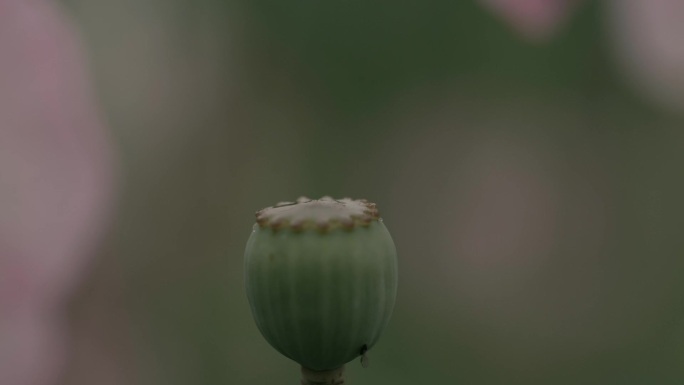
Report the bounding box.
[244,197,398,384]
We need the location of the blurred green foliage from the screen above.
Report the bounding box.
[63,1,684,384]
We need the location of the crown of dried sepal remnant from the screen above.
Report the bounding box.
[255,196,380,232]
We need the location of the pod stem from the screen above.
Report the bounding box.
[301,366,345,385]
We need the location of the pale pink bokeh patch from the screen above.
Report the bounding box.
[606,0,684,112]
[0,1,114,385]
[479,0,684,111]
[479,0,582,41]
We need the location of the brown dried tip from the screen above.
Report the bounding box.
[255,196,381,232]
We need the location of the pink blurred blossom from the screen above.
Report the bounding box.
[479,0,582,41]
[0,1,114,385]
[480,0,684,111]
[606,0,684,112]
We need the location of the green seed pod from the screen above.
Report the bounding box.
[244,197,398,384]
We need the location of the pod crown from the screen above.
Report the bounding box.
[255,196,380,232]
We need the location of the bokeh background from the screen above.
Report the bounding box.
[3,1,684,384]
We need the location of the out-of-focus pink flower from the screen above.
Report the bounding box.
[0,1,114,385]
[479,0,582,41]
[479,0,684,112]
[606,0,684,112]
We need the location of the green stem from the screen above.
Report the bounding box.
[300,366,345,385]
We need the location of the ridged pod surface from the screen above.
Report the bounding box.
[244,197,398,374]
